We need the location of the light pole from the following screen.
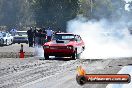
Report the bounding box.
[90,0,93,14]
[90,0,93,18]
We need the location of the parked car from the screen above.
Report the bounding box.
[0,33,3,45]
[0,32,13,45]
[43,33,85,60]
[13,31,28,44]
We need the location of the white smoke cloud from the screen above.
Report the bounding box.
[124,0,132,11]
[35,46,44,57]
[67,16,132,59]
[125,4,130,11]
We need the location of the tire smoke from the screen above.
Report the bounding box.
[35,46,44,57]
[67,17,132,59]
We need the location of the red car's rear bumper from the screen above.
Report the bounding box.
[44,48,75,57]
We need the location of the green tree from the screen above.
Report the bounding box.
[78,0,126,20]
[0,0,34,30]
[32,0,79,31]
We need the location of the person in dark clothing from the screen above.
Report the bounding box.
[33,27,37,46]
[34,30,39,46]
[37,29,42,46]
[27,27,33,47]
[43,28,47,43]
[42,27,47,44]
[42,27,46,34]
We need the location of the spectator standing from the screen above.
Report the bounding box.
[33,27,37,46]
[10,28,17,36]
[46,27,53,42]
[42,27,47,44]
[27,27,33,47]
[34,29,39,46]
[38,29,42,46]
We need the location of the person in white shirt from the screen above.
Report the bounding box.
[10,28,17,36]
[46,27,53,41]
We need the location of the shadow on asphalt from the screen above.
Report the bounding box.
[0,45,4,47]
[39,57,74,61]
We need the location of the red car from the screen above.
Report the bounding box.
[43,33,85,60]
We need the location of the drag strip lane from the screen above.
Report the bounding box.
[0,58,132,88]
[0,58,78,88]
[19,59,112,88]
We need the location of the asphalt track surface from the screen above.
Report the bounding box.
[0,44,132,88]
[0,43,34,58]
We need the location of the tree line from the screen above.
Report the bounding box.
[0,0,131,31]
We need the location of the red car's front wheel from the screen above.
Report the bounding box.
[72,53,76,60]
[72,49,81,60]
[72,49,78,60]
[44,54,49,60]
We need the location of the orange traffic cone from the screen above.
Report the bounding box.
[77,66,86,76]
[19,44,25,60]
